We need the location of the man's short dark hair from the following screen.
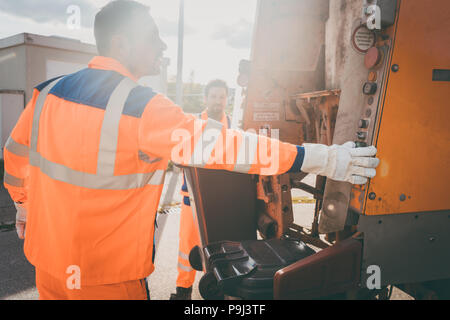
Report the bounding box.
[204,79,229,97]
[94,0,150,56]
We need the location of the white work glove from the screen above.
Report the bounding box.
[301,142,380,185]
[14,202,27,239]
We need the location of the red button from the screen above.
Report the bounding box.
[365,47,382,69]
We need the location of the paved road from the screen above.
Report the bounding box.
[0,184,15,225]
[0,180,38,300]
[0,228,37,299]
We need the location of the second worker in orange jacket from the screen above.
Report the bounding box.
[171,80,231,300]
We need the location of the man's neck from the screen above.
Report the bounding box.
[206,109,224,122]
[106,53,141,79]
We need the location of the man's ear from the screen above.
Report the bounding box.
[110,34,131,59]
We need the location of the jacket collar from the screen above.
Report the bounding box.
[201,110,228,128]
[88,56,139,82]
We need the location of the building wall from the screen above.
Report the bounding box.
[25,45,94,102]
[0,93,24,158]
[0,46,27,94]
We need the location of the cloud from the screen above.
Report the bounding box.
[154,17,195,38]
[0,0,97,28]
[0,0,194,38]
[211,19,253,50]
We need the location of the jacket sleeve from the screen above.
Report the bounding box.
[3,89,38,204]
[138,94,305,176]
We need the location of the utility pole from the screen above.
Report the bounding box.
[155,0,185,251]
[175,0,185,106]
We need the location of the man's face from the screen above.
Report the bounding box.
[205,87,228,115]
[127,13,167,77]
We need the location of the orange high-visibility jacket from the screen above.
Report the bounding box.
[3,56,304,286]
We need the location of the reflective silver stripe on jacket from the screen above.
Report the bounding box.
[97,78,137,176]
[28,77,165,190]
[5,136,29,157]
[30,79,59,153]
[29,150,165,189]
[4,171,24,187]
[178,250,189,261]
[177,262,193,272]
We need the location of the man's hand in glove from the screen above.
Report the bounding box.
[301,142,380,185]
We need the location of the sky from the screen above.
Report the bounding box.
[0,0,258,86]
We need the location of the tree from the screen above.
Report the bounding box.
[167,71,235,115]
[167,71,204,114]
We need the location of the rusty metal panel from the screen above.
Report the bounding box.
[347,41,395,214]
[243,0,329,145]
[256,174,293,239]
[254,90,340,240]
[320,0,403,231]
[319,1,383,233]
[293,90,340,145]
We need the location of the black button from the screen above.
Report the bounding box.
[357,132,368,140]
[355,141,368,148]
[359,119,369,129]
[363,82,378,95]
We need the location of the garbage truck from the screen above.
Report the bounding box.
[183,0,450,300]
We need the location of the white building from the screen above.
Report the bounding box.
[0,33,169,158]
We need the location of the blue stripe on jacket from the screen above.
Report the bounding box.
[181,174,188,192]
[288,146,305,173]
[34,68,156,118]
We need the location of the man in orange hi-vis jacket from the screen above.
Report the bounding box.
[170,80,231,300]
[3,0,380,300]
